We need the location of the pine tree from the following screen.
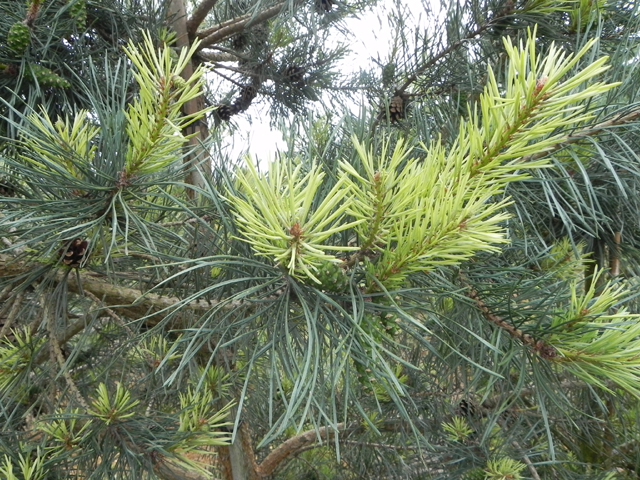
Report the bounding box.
[3,1,640,480]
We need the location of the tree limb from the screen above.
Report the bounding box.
[513,441,541,480]
[187,0,221,36]
[257,423,348,477]
[196,2,285,49]
[0,254,215,322]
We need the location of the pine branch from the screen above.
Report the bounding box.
[257,423,351,476]
[394,2,521,98]
[0,254,215,321]
[257,419,420,476]
[519,107,640,164]
[197,51,239,63]
[512,441,541,480]
[83,290,135,336]
[465,281,558,359]
[33,306,95,364]
[187,0,221,36]
[396,22,493,97]
[196,2,285,49]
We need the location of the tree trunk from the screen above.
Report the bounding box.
[218,420,261,480]
[168,0,210,194]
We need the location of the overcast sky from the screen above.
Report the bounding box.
[224,0,408,162]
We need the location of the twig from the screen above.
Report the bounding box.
[84,290,136,337]
[396,22,493,96]
[34,308,96,365]
[518,108,640,165]
[209,67,253,87]
[394,2,520,97]
[0,284,15,304]
[610,231,621,277]
[339,439,421,451]
[0,290,23,338]
[464,281,558,359]
[42,291,90,410]
[512,440,541,480]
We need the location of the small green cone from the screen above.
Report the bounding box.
[171,75,187,89]
[314,260,349,293]
[29,64,71,88]
[68,0,87,27]
[382,62,395,88]
[7,23,30,54]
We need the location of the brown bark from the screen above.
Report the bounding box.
[610,231,621,277]
[228,422,261,480]
[257,423,347,477]
[196,3,285,49]
[169,0,211,194]
[0,253,215,321]
[217,444,234,480]
[187,0,221,36]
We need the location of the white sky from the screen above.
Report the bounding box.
[226,0,406,162]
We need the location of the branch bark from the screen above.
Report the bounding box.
[196,3,285,49]
[257,423,348,477]
[187,0,220,36]
[0,254,214,322]
[464,280,558,359]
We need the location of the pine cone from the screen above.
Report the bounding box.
[284,65,305,86]
[7,22,30,55]
[58,238,89,268]
[378,93,408,123]
[215,104,234,122]
[389,94,405,122]
[314,260,349,293]
[314,0,334,13]
[29,64,71,88]
[457,399,480,418]
[232,84,258,113]
[381,62,395,88]
[231,33,248,51]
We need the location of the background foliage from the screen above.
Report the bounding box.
[2,0,640,479]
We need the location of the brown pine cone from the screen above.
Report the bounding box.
[59,238,89,267]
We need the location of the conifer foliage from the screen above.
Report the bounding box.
[3,1,640,480]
